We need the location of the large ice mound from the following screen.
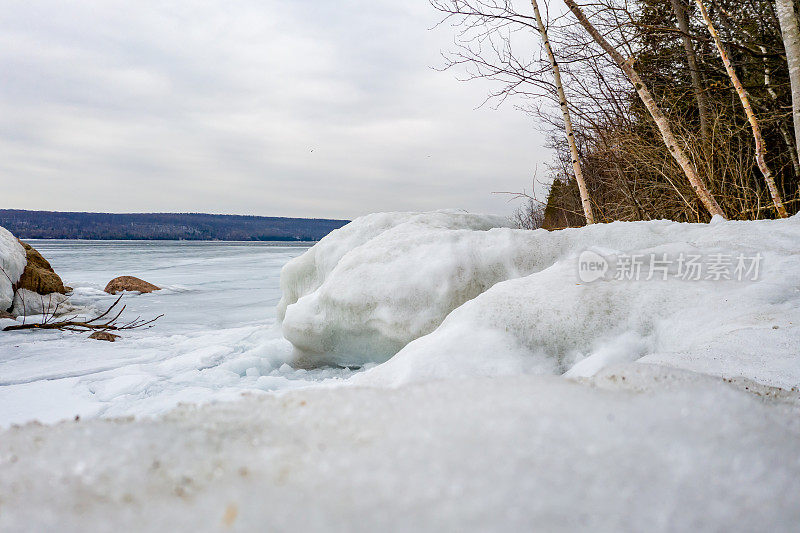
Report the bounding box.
[279,211,513,365]
[280,210,800,372]
[359,218,800,387]
[0,225,26,311]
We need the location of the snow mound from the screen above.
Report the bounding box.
[0,225,26,311]
[279,211,513,365]
[280,211,800,369]
[1,373,798,532]
[358,216,800,388]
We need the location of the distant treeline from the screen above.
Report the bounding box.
[0,210,349,241]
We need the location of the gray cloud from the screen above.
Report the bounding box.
[0,0,551,219]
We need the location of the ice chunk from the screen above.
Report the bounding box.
[279,211,513,365]
[277,210,511,320]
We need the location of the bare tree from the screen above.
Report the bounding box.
[759,43,800,178]
[776,0,800,166]
[670,0,712,147]
[530,0,594,223]
[512,197,546,229]
[432,0,795,221]
[694,0,788,218]
[562,0,726,217]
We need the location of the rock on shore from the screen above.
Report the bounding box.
[1,226,70,316]
[104,276,160,294]
[16,240,68,295]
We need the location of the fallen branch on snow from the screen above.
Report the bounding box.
[2,294,163,334]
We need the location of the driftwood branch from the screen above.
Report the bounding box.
[3,294,163,333]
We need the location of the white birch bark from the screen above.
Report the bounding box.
[762,45,800,177]
[563,0,726,218]
[695,0,788,218]
[776,0,800,168]
[530,0,595,224]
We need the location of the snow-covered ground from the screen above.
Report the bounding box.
[1,214,799,531]
[2,366,799,532]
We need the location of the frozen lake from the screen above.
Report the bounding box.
[0,240,359,425]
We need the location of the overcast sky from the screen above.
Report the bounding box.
[0,0,551,219]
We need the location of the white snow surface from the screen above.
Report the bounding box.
[0,225,26,311]
[1,366,799,532]
[360,216,800,388]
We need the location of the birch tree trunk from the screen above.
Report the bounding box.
[762,45,800,177]
[695,0,788,218]
[670,0,711,147]
[530,0,594,224]
[776,0,800,168]
[562,0,726,218]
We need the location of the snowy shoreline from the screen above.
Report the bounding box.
[1,212,800,530]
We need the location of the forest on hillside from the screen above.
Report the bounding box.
[435,0,800,228]
[0,210,349,241]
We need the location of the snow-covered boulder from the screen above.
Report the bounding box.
[1,227,74,317]
[0,226,27,312]
[359,215,800,388]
